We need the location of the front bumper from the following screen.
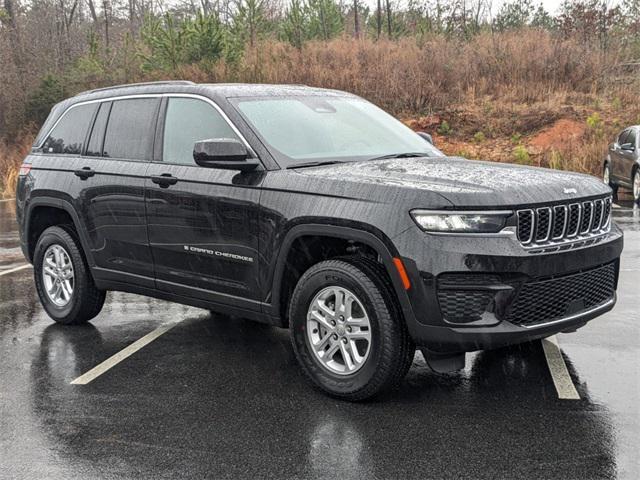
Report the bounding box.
[392,224,624,354]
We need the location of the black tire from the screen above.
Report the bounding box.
[289,257,414,401]
[33,225,105,325]
[633,169,640,205]
[603,163,618,195]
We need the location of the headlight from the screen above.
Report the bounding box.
[410,210,512,233]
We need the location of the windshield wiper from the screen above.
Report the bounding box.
[368,152,427,161]
[287,160,348,169]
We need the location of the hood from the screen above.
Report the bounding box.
[296,156,611,207]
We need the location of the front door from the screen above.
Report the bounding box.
[611,129,631,184]
[145,96,264,311]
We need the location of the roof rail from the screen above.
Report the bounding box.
[77,80,196,96]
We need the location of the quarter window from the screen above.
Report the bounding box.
[103,98,159,160]
[42,104,97,155]
[162,97,239,165]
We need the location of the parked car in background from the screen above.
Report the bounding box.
[604,125,640,204]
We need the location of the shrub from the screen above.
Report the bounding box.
[437,120,451,135]
[473,131,486,143]
[513,145,530,164]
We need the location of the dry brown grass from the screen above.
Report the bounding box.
[0,133,34,198]
[204,31,625,115]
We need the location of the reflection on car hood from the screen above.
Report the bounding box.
[296,156,611,207]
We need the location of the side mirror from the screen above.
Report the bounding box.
[620,142,636,152]
[193,138,259,172]
[417,131,434,145]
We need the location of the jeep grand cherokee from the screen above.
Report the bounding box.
[16,81,623,400]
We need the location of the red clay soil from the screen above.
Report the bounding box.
[528,119,585,154]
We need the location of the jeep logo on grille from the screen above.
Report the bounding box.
[563,187,577,194]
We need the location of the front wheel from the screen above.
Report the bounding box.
[603,163,618,194]
[633,169,640,204]
[34,226,105,325]
[289,258,414,401]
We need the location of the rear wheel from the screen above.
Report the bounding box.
[289,257,414,401]
[34,226,105,325]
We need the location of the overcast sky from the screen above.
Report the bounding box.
[357,0,622,16]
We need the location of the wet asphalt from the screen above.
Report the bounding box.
[0,196,639,480]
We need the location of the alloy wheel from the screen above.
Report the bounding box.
[634,171,640,201]
[42,244,75,307]
[306,286,372,375]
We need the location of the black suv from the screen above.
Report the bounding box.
[16,82,623,400]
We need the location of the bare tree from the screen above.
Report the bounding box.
[376,0,381,39]
[86,0,98,23]
[353,0,359,38]
[385,0,391,37]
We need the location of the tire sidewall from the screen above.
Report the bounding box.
[290,264,388,395]
[34,228,85,322]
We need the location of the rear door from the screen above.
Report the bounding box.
[73,97,160,286]
[145,96,264,311]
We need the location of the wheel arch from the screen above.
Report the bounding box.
[25,197,95,266]
[267,223,416,327]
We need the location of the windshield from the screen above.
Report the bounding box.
[231,95,443,167]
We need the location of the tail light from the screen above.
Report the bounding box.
[18,164,32,176]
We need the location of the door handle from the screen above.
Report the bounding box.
[74,167,95,180]
[151,173,179,188]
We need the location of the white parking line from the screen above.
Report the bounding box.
[71,323,178,385]
[0,264,32,276]
[541,335,580,400]
[0,197,15,203]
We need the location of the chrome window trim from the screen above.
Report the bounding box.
[36,92,257,158]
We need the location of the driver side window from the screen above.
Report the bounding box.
[162,97,239,165]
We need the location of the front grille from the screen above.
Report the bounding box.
[505,262,616,327]
[517,197,611,247]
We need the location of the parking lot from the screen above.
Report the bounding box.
[1,196,639,480]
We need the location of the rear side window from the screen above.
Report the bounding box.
[162,97,239,165]
[103,98,159,160]
[41,104,97,155]
[86,102,111,157]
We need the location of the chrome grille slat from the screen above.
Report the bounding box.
[516,197,612,249]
